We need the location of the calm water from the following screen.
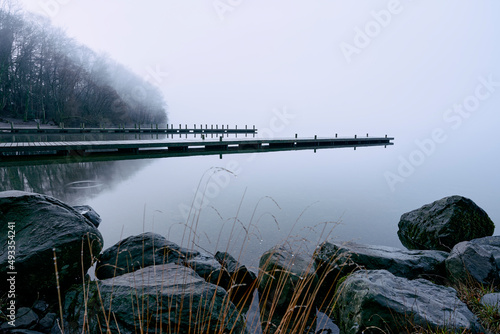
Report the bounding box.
[1,127,499,270]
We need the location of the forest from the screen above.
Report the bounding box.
[0,1,168,127]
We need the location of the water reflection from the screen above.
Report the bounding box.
[0,160,152,204]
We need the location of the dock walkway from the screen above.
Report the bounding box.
[0,136,394,165]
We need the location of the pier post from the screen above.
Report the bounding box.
[335,133,337,138]
[354,134,357,139]
[366,133,369,137]
[295,134,297,139]
[314,135,317,139]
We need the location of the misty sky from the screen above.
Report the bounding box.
[17,1,500,142]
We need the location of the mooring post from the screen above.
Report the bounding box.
[355,134,357,139]
[295,133,297,138]
[219,136,223,142]
[314,135,317,140]
[202,134,205,140]
[367,133,369,137]
[385,134,387,138]
[335,133,337,138]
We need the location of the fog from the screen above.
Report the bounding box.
[15,1,500,225]
[18,1,499,136]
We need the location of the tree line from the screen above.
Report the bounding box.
[0,1,167,127]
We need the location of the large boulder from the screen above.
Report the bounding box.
[398,196,494,251]
[0,191,103,304]
[95,232,198,279]
[61,263,248,334]
[258,246,318,333]
[335,270,483,334]
[446,236,500,285]
[315,241,448,280]
[314,241,449,308]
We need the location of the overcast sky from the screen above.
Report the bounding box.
[17,0,500,141]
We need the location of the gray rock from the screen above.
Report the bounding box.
[31,301,48,314]
[73,205,101,227]
[95,232,199,279]
[258,246,318,333]
[37,312,57,333]
[0,191,103,304]
[315,241,448,280]
[62,263,247,334]
[481,293,500,309]
[185,252,231,289]
[215,251,257,305]
[0,307,38,330]
[335,270,483,334]
[446,236,500,285]
[314,241,449,310]
[397,196,494,251]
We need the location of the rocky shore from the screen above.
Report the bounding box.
[0,191,498,333]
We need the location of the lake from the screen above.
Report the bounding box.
[1,124,498,270]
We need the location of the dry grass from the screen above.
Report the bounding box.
[46,168,343,334]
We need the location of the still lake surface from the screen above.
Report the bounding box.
[1,126,499,270]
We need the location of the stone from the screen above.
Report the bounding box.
[314,241,449,310]
[0,191,103,304]
[95,232,199,279]
[258,246,319,333]
[398,196,494,251]
[31,300,49,314]
[315,241,448,280]
[73,205,101,228]
[446,236,500,285]
[184,252,231,289]
[215,251,257,305]
[37,313,57,332]
[0,307,38,330]
[62,263,247,334]
[335,270,483,334]
[481,293,500,309]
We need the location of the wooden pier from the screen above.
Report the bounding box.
[0,125,256,135]
[0,136,394,166]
